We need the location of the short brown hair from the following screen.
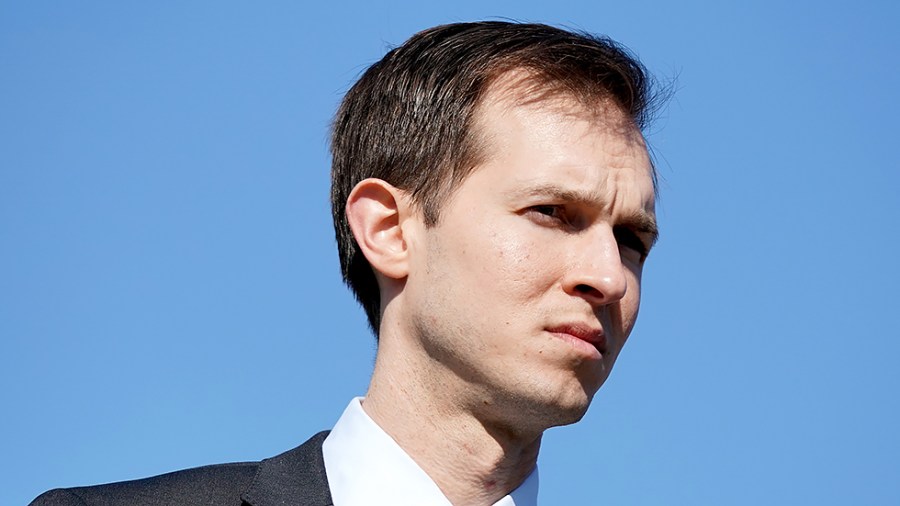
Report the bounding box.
[331,21,661,334]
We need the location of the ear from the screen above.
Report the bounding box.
[345,178,414,280]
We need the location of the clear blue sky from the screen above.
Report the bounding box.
[3,1,898,504]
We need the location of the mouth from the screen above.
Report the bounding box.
[546,323,608,356]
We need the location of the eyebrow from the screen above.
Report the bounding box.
[507,183,659,247]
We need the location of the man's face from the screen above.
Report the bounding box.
[400,81,657,432]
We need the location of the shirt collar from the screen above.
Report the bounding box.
[322,397,539,506]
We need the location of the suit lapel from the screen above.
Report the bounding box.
[241,431,334,506]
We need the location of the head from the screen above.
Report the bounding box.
[331,21,659,335]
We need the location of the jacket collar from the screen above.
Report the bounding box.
[242,431,333,506]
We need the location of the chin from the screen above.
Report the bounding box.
[541,366,612,427]
[480,364,610,434]
[501,383,597,434]
[547,390,595,427]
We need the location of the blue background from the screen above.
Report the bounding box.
[3,1,898,504]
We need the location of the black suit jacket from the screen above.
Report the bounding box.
[29,431,334,506]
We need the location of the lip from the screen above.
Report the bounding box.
[546,323,607,356]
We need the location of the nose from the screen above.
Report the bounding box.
[562,226,628,306]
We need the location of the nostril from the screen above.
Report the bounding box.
[574,284,599,296]
[572,280,625,303]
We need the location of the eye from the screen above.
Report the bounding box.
[532,205,562,218]
[526,205,570,226]
[613,225,650,261]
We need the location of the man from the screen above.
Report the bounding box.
[32,21,660,506]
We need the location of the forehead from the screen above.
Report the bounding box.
[439,74,658,234]
[472,75,653,187]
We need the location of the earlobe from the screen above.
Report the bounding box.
[345,178,412,280]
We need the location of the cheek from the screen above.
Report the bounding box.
[484,228,557,293]
[619,271,643,333]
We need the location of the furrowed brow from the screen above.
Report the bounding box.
[506,184,599,206]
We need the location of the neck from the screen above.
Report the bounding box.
[364,341,541,506]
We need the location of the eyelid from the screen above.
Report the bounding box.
[528,204,573,226]
[527,203,561,216]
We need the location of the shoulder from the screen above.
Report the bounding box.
[29,461,259,506]
[28,431,332,506]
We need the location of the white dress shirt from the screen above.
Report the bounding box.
[322,397,539,506]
